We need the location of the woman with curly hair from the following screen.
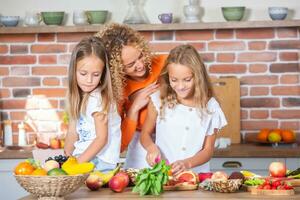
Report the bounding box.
[95,23,167,169]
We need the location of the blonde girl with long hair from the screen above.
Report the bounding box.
[64,36,121,172]
[140,44,227,175]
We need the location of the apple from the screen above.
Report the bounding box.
[269,162,286,177]
[86,173,103,191]
[49,137,61,149]
[198,172,213,183]
[211,171,228,181]
[44,160,60,172]
[109,171,129,192]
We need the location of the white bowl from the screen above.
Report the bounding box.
[0,16,20,27]
[268,7,288,20]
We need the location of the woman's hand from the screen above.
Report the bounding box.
[171,160,191,177]
[146,144,161,166]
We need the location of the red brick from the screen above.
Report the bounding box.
[62,77,68,87]
[0,89,10,98]
[140,31,153,41]
[58,54,71,64]
[0,67,9,75]
[283,98,300,107]
[32,66,67,75]
[0,45,8,53]
[240,86,248,96]
[269,40,300,49]
[149,42,182,52]
[68,44,77,52]
[209,64,246,74]
[57,32,93,42]
[236,28,274,39]
[13,88,30,97]
[154,31,174,40]
[11,66,30,75]
[272,110,300,119]
[3,77,40,87]
[0,56,36,64]
[248,41,266,50]
[199,53,215,62]
[187,42,205,51]
[216,53,235,62]
[249,64,268,73]
[0,99,26,109]
[241,98,280,107]
[0,34,35,43]
[43,77,60,86]
[176,30,213,40]
[10,45,28,54]
[241,75,278,85]
[215,29,233,39]
[270,63,299,73]
[280,75,299,84]
[271,86,300,95]
[31,44,67,53]
[38,55,57,64]
[10,111,26,120]
[250,110,269,119]
[277,28,298,38]
[241,120,278,130]
[280,121,300,130]
[33,88,66,97]
[250,87,269,96]
[238,52,276,62]
[241,109,248,119]
[208,41,245,51]
[279,52,299,61]
[38,33,55,42]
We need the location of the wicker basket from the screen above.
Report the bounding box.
[14,174,89,200]
[211,179,243,193]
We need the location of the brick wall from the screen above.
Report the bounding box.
[0,27,299,144]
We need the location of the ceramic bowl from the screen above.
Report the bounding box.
[0,16,20,27]
[268,7,288,20]
[86,10,108,24]
[41,11,65,25]
[221,7,245,21]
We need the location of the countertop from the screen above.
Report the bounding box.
[1,143,299,160]
[20,187,300,200]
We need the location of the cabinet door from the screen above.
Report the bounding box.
[286,158,300,170]
[0,159,29,199]
[210,158,285,176]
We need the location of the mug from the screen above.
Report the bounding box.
[24,11,42,26]
[73,10,88,25]
[158,13,173,24]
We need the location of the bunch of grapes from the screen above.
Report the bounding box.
[45,155,68,167]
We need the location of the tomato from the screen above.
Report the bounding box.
[14,162,35,175]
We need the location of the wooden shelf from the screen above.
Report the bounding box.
[0,20,300,34]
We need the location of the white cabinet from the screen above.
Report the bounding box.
[210,158,286,176]
[286,158,300,170]
[0,159,29,199]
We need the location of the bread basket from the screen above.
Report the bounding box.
[211,179,243,193]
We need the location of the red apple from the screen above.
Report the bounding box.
[49,137,61,149]
[198,172,213,183]
[211,171,228,181]
[109,172,129,192]
[269,162,286,177]
[86,173,103,191]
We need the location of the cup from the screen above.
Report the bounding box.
[24,11,42,26]
[73,10,88,25]
[158,13,172,24]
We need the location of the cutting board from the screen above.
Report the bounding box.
[251,188,295,195]
[211,77,241,144]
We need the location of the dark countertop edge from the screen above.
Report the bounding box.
[0,20,300,34]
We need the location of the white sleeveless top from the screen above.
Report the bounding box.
[73,90,121,165]
[150,91,227,173]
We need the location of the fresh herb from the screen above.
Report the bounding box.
[132,160,170,196]
[244,178,264,186]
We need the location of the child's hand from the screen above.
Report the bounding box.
[146,144,161,166]
[171,160,189,177]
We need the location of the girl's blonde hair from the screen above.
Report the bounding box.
[95,23,152,103]
[67,36,114,120]
[159,44,214,118]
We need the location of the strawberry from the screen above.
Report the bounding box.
[284,184,293,190]
[271,180,281,187]
[263,184,272,190]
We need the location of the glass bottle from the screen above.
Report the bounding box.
[123,0,149,24]
[4,120,13,146]
[183,0,201,23]
[18,122,27,146]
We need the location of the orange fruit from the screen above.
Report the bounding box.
[256,129,270,142]
[273,128,282,137]
[31,168,47,176]
[281,130,296,143]
[14,162,35,175]
[177,171,198,184]
[268,131,282,143]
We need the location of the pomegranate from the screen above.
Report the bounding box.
[85,173,103,191]
[269,162,286,177]
[198,172,213,183]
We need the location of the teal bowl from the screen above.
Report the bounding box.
[41,11,65,25]
[221,7,245,21]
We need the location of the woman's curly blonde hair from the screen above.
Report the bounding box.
[95,23,152,103]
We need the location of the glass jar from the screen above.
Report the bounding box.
[123,0,149,24]
[4,120,13,146]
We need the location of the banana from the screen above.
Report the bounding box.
[93,164,121,184]
[240,170,261,178]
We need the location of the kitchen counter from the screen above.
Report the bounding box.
[1,143,300,159]
[20,187,300,200]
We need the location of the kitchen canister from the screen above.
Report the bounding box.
[4,120,13,146]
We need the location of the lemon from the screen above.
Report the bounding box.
[268,131,282,143]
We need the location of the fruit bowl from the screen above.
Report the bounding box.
[211,179,243,193]
[14,174,88,200]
